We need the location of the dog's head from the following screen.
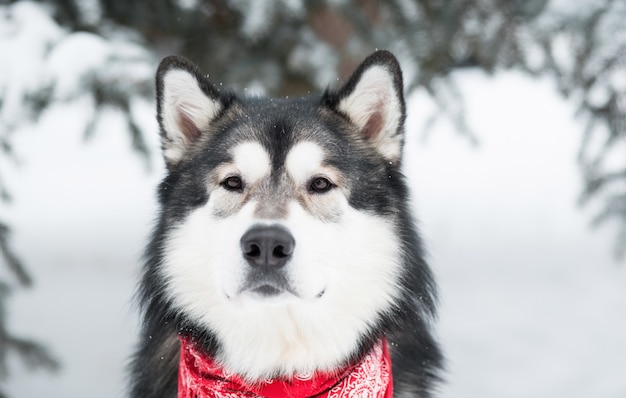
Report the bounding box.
[151,51,416,378]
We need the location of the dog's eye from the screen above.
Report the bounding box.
[222,176,243,192]
[309,177,334,194]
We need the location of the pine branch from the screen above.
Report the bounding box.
[0,222,31,287]
[0,282,60,386]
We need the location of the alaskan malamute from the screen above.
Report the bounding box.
[130,51,442,397]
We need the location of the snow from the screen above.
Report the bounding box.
[0,2,64,127]
[47,33,111,97]
[1,3,625,397]
[407,71,626,398]
[0,1,153,144]
[2,96,161,397]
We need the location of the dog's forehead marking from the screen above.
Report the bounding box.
[233,142,271,182]
[285,142,324,182]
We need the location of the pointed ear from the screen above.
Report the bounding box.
[324,51,406,161]
[156,56,231,167]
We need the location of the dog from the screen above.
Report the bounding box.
[129,50,443,397]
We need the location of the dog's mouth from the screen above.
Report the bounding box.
[250,283,284,297]
[228,269,326,301]
[239,271,294,298]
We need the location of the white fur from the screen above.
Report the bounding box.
[285,142,325,183]
[161,70,222,164]
[163,200,402,380]
[232,142,271,183]
[338,66,403,160]
[161,141,404,380]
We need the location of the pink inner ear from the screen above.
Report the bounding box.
[362,109,385,142]
[177,111,201,143]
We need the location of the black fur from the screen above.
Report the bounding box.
[129,51,443,397]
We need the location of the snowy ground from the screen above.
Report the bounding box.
[2,71,626,397]
[407,73,626,398]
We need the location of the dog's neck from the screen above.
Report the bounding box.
[177,335,393,398]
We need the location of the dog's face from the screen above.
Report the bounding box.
[154,52,409,379]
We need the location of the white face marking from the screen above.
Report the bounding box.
[285,142,325,184]
[232,142,271,183]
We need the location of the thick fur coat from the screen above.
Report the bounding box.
[129,51,443,397]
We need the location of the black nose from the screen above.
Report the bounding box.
[240,225,295,268]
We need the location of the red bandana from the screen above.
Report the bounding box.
[178,336,393,398]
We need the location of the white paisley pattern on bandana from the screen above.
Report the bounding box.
[178,337,393,398]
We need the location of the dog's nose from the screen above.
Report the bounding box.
[240,225,295,268]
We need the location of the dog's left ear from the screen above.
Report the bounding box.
[324,50,406,161]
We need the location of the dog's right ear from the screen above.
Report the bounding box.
[156,56,231,168]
